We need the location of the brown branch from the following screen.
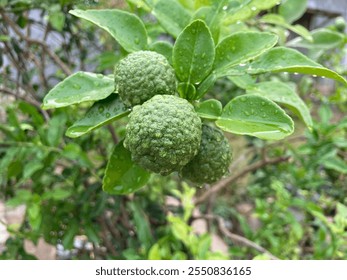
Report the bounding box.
[107,125,119,145]
[194,156,291,205]
[0,86,50,121]
[0,10,72,76]
[98,216,118,256]
[194,215,280,260]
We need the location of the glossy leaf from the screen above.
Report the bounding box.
[195,99,222,120]
[152,0,191,38]
[214,32,278,77]
[223,0,280,24]
[103,141,151,195]
[246,81,313,129]
[66,95,130,138]
[42,72,114,109]
[261,14,312,41]
[69,9,147,52]
[247,47,347,85]
[216,95,294,140]
[279,0,307,24]
[287,29,345,50]
[229,74,256,89]
[173,20,215,83]
[193,6,221,43]
[196,73,218,99]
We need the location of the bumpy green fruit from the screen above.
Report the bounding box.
[181,124,232,184]
[114,51,176,106]
[124,95,202,175]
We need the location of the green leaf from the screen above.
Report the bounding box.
[66,95,129,138]
[214,32,278,77]
[322,156,347,174]
[246,81,313,128]
[103,141,151,195]
[195,99,222,120]
[279,0,307,24]
[149,41,173,64]
[69,9,148,52]
[196,73,218,99]
[223,0,280,24]
[229,74,256,89]
[42,72,114,109]
[129,201,153,251]
[151,0,191,37]
[247,47,347,85]
[261,14,312,41]
[193,4,223,44]
[49,11,65,31]
[216,95,294,140]
[62,223,79,249]
[287,29,345,50]
[173,20,215,84]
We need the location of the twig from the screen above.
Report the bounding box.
[194,215,280,260]
[0,86,50,121]
[0,10,72,76]
[107,125,119,145]
[98,216,118,256]
[194,156,291,205]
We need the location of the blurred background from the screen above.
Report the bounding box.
[0,0,346,260]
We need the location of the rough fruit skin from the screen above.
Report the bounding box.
[181,124,232,184]
[124,95,202,175]
[114,51,176,106]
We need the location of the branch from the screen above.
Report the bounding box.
[194,215,280,260]
[0,10,72,76]
[0,86,50,121]
[194,156,290,205]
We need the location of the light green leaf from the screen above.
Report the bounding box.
[214,32,278,77]
[42,72,114,109]
[49,11,65,31]
[223,0,280,24]
[287,29,345,50]
[173,20,215,84]
[247,47,347,85]
[195,99,222,120]
[152,0,191,37]
[193,6,221,43]
[261,14,312,41]
[322,156,347,174]
[216,95,294,140]
[102,141,151,195]
[66,95,129,138]
[229,74,256,89]
[279,0,307,24]
[69,9,147,52]
[246,81,313,128]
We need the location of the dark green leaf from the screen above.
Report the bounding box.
[173,20,215,84]
[214,32,278,77]
[246,81,313,128]
[66,95,130,138]
[42,72,114,109]
[195,99,222,120]
[216,95,294,140]
[69,9,148,52]
[247,47,347,85]
[103,141,151,195]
